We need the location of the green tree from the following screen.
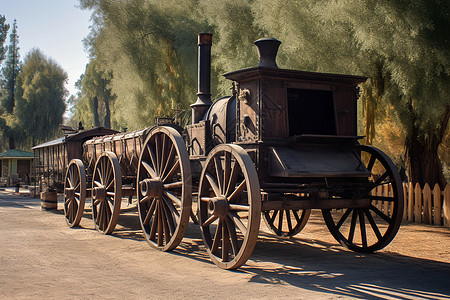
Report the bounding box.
[0,15,9,65]
[71,59,116,129]
[78,0,449,186]
[14,49,67,146]
[1,19,20,114]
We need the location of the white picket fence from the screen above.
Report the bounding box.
[374,183,450,227]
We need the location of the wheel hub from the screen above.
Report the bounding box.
[208,196,228,217]
[65,187,75,200]
[140,178,163,198]
[92,186,106,201]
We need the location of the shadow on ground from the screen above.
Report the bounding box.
[2,193,449,299]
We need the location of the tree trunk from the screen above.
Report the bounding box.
[8,135,15,149]
[93,96,100,127]
[405,107,449,189]
[104,98,111,129]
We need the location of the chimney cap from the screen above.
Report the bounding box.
[198,33,212,45]
[254,37,281,68]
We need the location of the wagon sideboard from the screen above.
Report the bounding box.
[33,126,118,193]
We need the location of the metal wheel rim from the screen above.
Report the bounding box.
[198,144,261,269]
[91,151,122,235]
[322,145,404,252]
[137,126,192,251]
[64,159,86,227]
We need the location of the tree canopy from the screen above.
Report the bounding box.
[76,0,449,186]
[14,48,67,146]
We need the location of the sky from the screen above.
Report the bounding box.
[1,0,92,97]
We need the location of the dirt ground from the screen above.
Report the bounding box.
[0,188,449,299]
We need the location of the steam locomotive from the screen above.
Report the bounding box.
[36,33,404,269]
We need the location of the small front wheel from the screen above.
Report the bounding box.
[91,152,122,235]
[263,209,310,237]
[64,159,86,227]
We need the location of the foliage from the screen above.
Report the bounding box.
[76,0,449,186]
[14,49,67,146]
[1,19,20,115]
[0,15,9,65]
[70,59,116,129]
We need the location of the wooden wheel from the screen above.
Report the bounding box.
[64,159,86,227]
[137,126,192,251]
[198,144,261,269]
[263,208,310,237]
[322,145,404,252]
[91,152,122,235]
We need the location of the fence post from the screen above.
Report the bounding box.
[433,184,442,225]
[414,183,422,223]
[443,185,450,227]
[403,183,408,221]
[384,184,390,215]
[408,182,414,221]
[422,183,432,224]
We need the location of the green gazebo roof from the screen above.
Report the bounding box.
[0,149,34,159]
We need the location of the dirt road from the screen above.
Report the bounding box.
[1,189,449,299]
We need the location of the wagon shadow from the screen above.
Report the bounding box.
[235,232,450,299]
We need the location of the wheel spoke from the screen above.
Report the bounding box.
[211,221,222,255]
[348,209,358,243]
[228,180,246,203]
[278,210,284,234]
[160,143,175,180]
[149,202,159,240]
[142,160,157,179]
[162,159,180,183]
[223,152,231,197]
[226,216,240,256]
[228,211,247,236]
[336,208,353,229]
[364,208,383,240]
[214,155,224,194]
[163,191,182,208]
[370,204,393,224]
[155,134,161,175]
[270,210,279,224]
[163,181,183,189]
[222,220,230,262]
[366,154,376,171]
[140,195,152,204]
[225,161,239,197]
[373,171,389,186]
[205,172,221,197]
[143,199,157,225]
[202,214,218,227]
[93,180,102,187]
[228,204,249,211]
[161,195,181,223]
[358,209,367,248]
[286,210,294,232]
[146,144,158,176]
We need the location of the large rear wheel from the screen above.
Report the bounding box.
[322,145,404,252]
[137,126,192,251]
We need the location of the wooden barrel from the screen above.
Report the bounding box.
[40,191,57,210]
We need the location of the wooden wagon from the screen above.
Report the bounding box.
[49,34,403,270]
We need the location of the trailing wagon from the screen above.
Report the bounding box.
[37,34,404,269]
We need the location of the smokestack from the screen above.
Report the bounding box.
[254,38,281,68]
[191,33,213,124]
